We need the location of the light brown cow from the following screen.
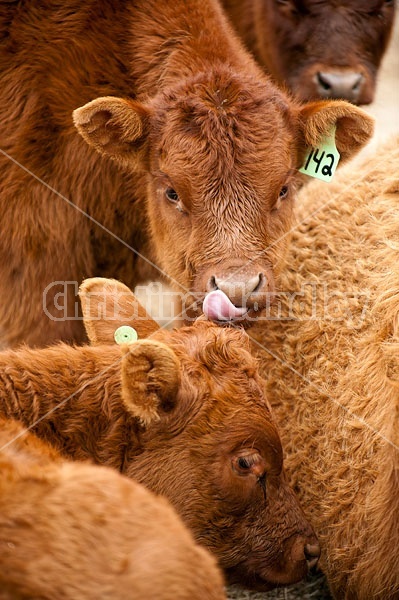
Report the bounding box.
[221,0,396,104]
[0,418,226,600]
[0,0,373,347]
[0,277,319,592]
[250,135,399,599]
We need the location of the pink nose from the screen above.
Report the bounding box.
[208,272,264,300]
[192,260,275,323]
[202,270,270,322]
[316,71,363,102]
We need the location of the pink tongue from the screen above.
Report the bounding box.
[203,290,247,321]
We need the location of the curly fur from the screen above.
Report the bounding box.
[0,293,318,592]
[0,0,372,345]
[251,135,399,599]
[0,418,225,600]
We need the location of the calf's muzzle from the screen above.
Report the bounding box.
[315,70,364,103]
[195,260,274,324]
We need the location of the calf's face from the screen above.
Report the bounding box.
[253,0,396,104]
[125,323,319,589]
[74,73,372,325]
[81,278,319,590]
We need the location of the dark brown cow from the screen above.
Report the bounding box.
[222,0,396,104]
[0,419,226,600]
[0,0,372,347]
[0,277,320,592]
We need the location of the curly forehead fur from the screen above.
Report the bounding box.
[155,320,258,377]
[152,68,295,180]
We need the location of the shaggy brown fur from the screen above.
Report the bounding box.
[0,278,319,592]
[250,135,399,599]
[0,418,226,600]
[0,0,373,346]
[222,0,396,104]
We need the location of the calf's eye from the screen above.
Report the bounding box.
[238,457,251,470]
[232,451,266,477]
[279,185,289,199]
[165,187,179,203]
[272,185,289,212]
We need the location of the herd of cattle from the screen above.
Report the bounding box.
[0,1,397,599]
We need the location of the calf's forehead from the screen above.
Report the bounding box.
[151,81,297,199]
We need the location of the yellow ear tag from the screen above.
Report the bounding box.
[299,126,340,182]
[114,325,138,345]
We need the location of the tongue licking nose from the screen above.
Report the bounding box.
[202,290,247,322]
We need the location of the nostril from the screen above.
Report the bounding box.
[253,272,265,293]
[304,542,321,571]
[207,275,218,292]
[317,71,331,91]
[352,73,363,91]
[245,272,261,295]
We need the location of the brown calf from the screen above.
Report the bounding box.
[0,418,225,600]
[222,0,396,104]
[0,0,373,346]
[0,277,319,591]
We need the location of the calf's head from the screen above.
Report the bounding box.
[81,277,320,590]
[73,77,372,326]
[251,0,396,104]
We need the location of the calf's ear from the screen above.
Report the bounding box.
[79,277,159,345]
[73,96,151,167]
[121,340,180,426]
[298,100,374,163]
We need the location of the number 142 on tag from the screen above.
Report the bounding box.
[299,127,340,183]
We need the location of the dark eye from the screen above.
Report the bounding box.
[371,0,393,16]
[238,457,251,470]
[279,185,289,199]
[232,451,265,476]
[165,187,179,203]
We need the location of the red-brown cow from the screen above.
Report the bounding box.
[222,0,396,104]
[0,418,226,600]
[0,0,373,347]
[0,277,320,592]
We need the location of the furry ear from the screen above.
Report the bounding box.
[73,96,151,167]
[79,278,159,345]
[298,99,374,164]
[121,340,180,426]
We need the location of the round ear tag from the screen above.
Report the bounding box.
[114,325,138,345]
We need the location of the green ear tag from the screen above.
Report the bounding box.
[299,126,340,182]
[114,325,138,345]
